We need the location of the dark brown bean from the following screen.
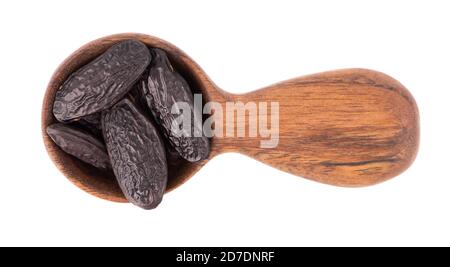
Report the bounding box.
[46,123,111,170]
[53,40,151,122]
[102,98,167,209]
[136,48,210,162]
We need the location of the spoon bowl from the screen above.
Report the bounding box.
[42,33,419,203]
[42,33,217,202]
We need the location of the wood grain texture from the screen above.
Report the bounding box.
[215,69,419,186]
[42,33,419,203]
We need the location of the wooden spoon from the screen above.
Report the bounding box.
[42,33,419,203]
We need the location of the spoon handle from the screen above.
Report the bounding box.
[213,69,419,186]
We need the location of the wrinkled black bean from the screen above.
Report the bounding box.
[102,98,168,210]
[53,40,151,122]
[136,48,210,162]
[46,123,111,170]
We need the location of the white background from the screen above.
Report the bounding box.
[0,0,449,246]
